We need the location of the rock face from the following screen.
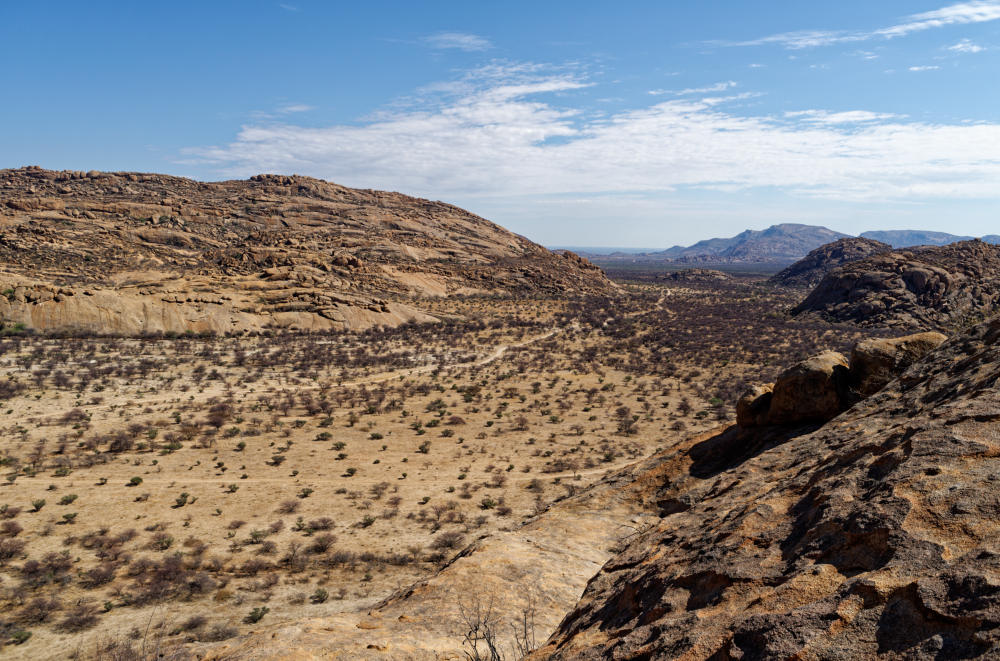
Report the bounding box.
[738,332,946,428]
[765,350,849,425]
[792,240,1000,331]
[769,237,891,288]
[849,332,947,397]
[533,315,1000,660]
[736,384,772,428]
[0,166,614,334]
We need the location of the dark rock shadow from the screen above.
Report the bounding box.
[687,423,823,479]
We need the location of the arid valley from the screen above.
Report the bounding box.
[0,166,998,659]
[5,3,1000,658]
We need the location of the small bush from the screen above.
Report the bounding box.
[243,606,269,624]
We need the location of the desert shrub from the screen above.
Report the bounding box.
[431,531,465,550]
[243,606,269,624]
[58,600,99,631]
[19,597,61,623]
[308,517,334,531]
[307,533,336,554]
[181,614,207,631]
[82,563,116,588]
[1,521,23,537]
[277,499,299,514]
[201,623,238,642]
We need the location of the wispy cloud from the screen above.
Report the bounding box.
[875,1,1000,38]
[422,32,493,52]
[249,103,316,120]
[278,3,298,11]
[649,81,737,96]
[784,110,902,124]
[909,65,942,71]
[277,104,314,114]
[183,63,1000,204]
[722,1,1000,49]
[948,38,986,52]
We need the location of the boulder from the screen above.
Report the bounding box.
[766,351,849,425]
[850,331,947,397]
[736,384,773,428]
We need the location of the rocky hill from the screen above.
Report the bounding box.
[769,237,891,288]
[860,229,975,248]
[532,316,1000,659]
[791,240,1000,331]
[0,167,612,334]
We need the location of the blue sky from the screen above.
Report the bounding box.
[2,1,999,247]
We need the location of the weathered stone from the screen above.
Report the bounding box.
[736,383,772,428]
[850,331,947,396]
[766,350,849,424]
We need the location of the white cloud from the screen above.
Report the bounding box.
[725,1,1000,49]
[183,64,1000,204]
[909,65,942,71]
[784,110,902,124]
[422,32,493,52]
[278,4,298,11]
[277,104,314,114]
[875,1,1000,38]
[948,38,986,52]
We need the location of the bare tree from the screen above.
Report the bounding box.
[459,593,504,661]
[510,592,537,659]
[458,589,539,660]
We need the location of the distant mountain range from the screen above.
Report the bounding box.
[656,224,850,262]
[578,225,1000,266]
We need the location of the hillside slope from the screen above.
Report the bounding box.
[0,166,612,334]
[533,315,1000,660]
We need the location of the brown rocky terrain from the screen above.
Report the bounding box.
[532,315,1000,659]
[0,166,612,334]
[792,239,1000,331]
[769,237,891,288]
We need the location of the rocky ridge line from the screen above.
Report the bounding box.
[0,167,614,334]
